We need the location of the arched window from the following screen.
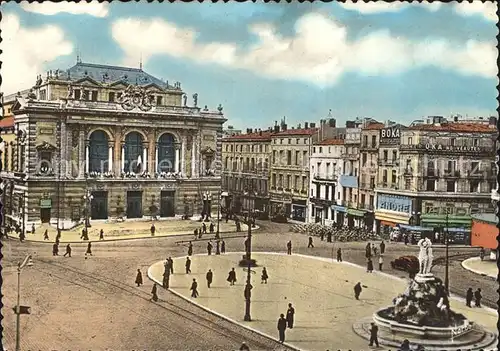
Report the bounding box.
[89,130,109,172]
[124,132,144,173]
[157,133,176,172]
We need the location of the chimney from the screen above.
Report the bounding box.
[489,116,497,128]
[453,115,459,122]
[282,124,287,131]
[329,118,336,128]
[310,122,316,128]
[298,123,301,129]
[291,126,295,129]
[274,125,280,133]
[259,130,263,136]
[305,122,309,129]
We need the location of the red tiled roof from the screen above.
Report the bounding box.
[363,122,385,130]
[273,128,318,136]
[0,116,14,128]
[224,131,273,141]
[407,123,497,133]
[317,138,344,145]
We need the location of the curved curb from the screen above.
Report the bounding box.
[461,257,497,280]
[147,251,498,347]
[20,225,260,244]
[146,254,302,351]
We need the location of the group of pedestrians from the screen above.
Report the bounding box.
[365,241,386,273]
[276,303,295,343]
[52,241,93,257]
[465,287,482,308]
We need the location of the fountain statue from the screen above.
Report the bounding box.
[353,234,497,349]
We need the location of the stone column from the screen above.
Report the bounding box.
[121,143,125,173]
[181,136,186,176]
[142,145,148,172]
[175,145,180,173]
[85,140,90,173]
[191,135,197,178]
[155,146,159,173]
[108,143,113,172]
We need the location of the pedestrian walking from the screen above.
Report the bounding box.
[474,288,482,307]
[337,248,342,262]
[227,267,237,286]
[354,282,362,300]
[372,244,378,256]
[367,258,373,273]
[307,236,314,248]
[287,240,292,255]
[163,262,170,289]
[209,222,214,233]
[135,269,143,287]
[286,303,295,329]
[365,242,372,258]
[150,224,156,236]
[466,288,473,307]
[85,242,93,256]
[188,241,193,256]
[190,278,199,298]
[239,342,250,351]
[216,240,220,255]
[404,234,409,245]
[261,267,268,284]
[19,231,25,242]
[185,257,192,274]
[221,240,226,254]
[327,231,332,243]
[380,240,385,254]
[199,226,203,238]
[64,244,72,257]
[277,313,287,343]
[43,229,49,240]
[151,284,158,302]
[207,241,213,255]
[99,229,104,240]
[168,257,174,274]
[479,247,485,261]
[52,242,59,256]
[202,222,207,234]
[378,255,384,271]
[194,229,198,240]
[206,269,213,288]
[32,223,36,234]
[368,322,379,347]
[320,230,325,241]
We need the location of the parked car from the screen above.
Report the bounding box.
[391,255,419,274]
[271,214,288,223]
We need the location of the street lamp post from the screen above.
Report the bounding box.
[444,212,449,295]
[15,254,33,351]
[83,190,93,232]
[244,211,253,321]
[215,190,221,239]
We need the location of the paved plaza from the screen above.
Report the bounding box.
[462,257,498,279]
[24,218,249,243]
[148,252,498,351]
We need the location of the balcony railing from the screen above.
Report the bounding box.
[313,173,337,182]
[342,153,359,160]
[425,169,439,178]
[378,159,400,166]
[442,170,460,178]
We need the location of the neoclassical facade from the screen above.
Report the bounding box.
[2,61,225,229]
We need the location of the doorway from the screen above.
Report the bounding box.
[127,191,143,218]
[91,191,108,220]
[40,208,51,223]
[160,191,175,217]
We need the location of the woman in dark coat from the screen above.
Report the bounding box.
[354,282,362,300]
[227,268,237,286]
[188,241,193,256]
[151,284,158,302]
[261,267,269,284]
[86,242,93,256]
[135,269,143,287]
[367,258,373,273]
[190,279,199,298]
[221,240,226,254]
[99,229,104,240]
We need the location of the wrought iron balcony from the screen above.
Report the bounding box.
[313,173,337,182]
[442,170,461,178]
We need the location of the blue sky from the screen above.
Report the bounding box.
[2,2,498,129]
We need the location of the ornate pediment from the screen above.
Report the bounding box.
[118,84,153,112]
[109,80,129,88]
[74,77,102,87]
[143,83,165,92]
[201,146,215,155]
[36,141,56,151]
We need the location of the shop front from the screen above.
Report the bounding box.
[331,204,346,228]
[292,199,307,222]
[471,213,497,251]
[374,210,411,235]
[270,193,292,218]
[420,214,472,229]
[347,208,365,228]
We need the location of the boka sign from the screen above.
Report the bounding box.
[380,126,401,145]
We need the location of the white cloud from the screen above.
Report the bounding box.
[453,2,498,22]
[1,14,73,95]
[338,1,406,14]
[20,2,108,17]
[112,13,497,88]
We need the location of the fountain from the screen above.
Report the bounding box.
[353,236,497,350]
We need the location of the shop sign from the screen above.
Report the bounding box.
[377,194,412,214]
[425,144,482,152]
[380,126,401,145]
[332,205,347,213]
[347,208,365,217]
[40,199,52,209]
